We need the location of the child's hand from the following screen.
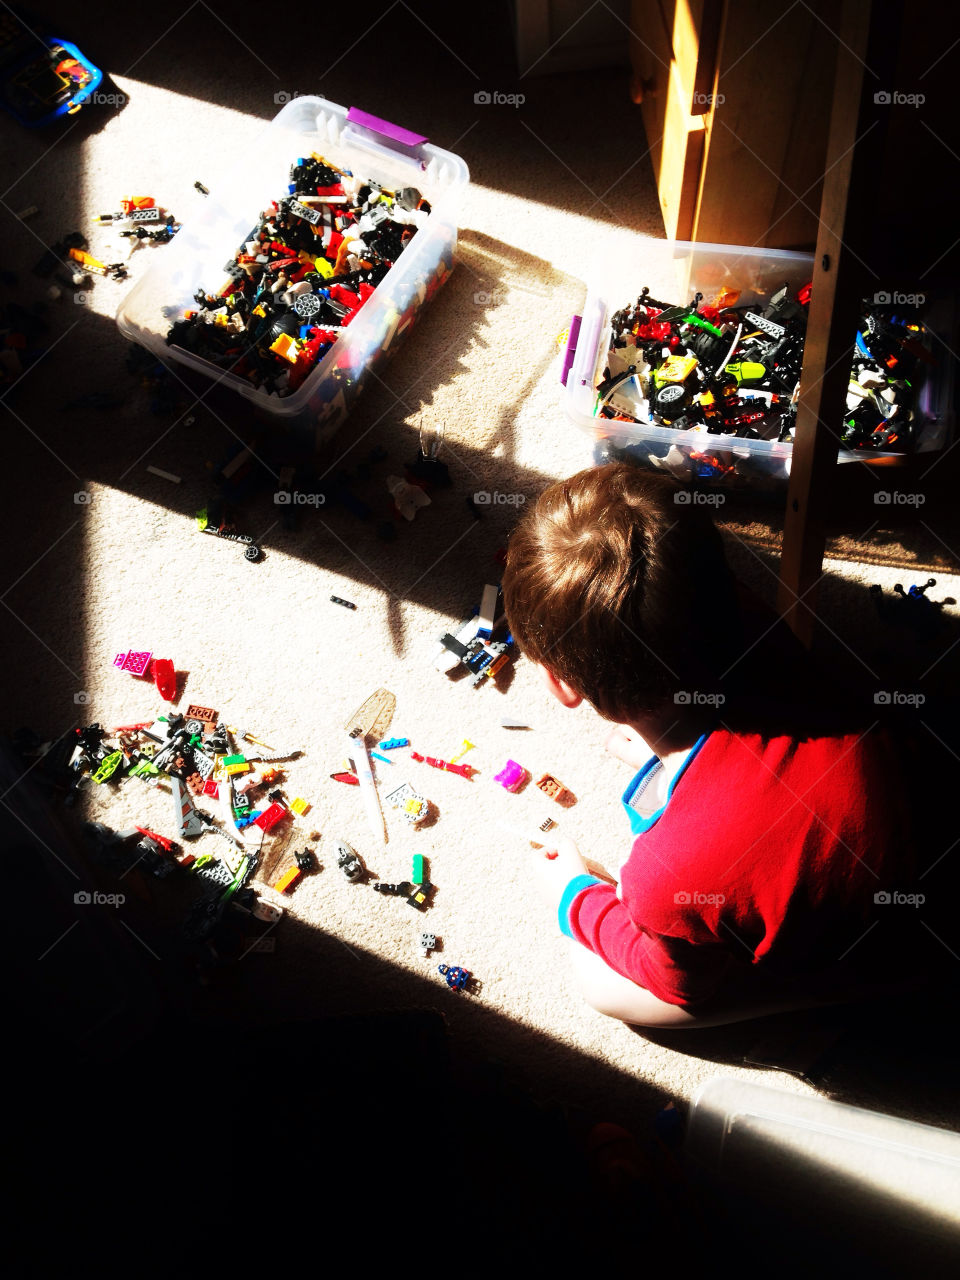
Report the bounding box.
[528,834,589,910]
[604,723,653,768]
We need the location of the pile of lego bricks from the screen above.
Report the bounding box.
[165,153,431,396]
[62,704,312,953]
[598,284,934,453]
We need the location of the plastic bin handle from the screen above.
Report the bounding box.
[346,107,428,157]
[560,315,582,387]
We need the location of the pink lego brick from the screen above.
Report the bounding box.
[494,760,528,792]
[113,652,127,668]
[121,650,153,676]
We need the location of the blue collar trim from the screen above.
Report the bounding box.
[620,733,710,835]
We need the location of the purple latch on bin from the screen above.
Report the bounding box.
[346,106,428,156]
[560,315,582,387]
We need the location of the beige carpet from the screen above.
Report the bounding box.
[3,3,958,1133]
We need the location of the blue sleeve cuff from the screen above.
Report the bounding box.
[557,874,604,938]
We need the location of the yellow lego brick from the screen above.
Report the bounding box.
[224,761,249,775]
[291,797,310,816]
[269,333,300,364]
[274,866,302,894]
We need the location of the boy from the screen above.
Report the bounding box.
[502,463,923,1029]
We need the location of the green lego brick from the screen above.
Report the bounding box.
[411,854,425,885]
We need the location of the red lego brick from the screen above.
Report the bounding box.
[254,802,286,832]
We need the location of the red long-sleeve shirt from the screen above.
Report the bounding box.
[559,728,913,1006]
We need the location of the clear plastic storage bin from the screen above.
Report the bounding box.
[116,97,469,448]
[561,240,951,487]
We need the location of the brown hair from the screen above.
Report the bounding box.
[502,463,742,723]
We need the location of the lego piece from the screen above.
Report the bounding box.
[477,584,499,639]
[222,754,249,775]
[420,932,438,957]
[343,687,397,747]
[438,963,471,992]
[411,854,425,885]
[386,474,431,521]
[335,840,364,881]
[501,719,531,729]
[152,658,176,701]
[254,802,286,831]
[119,650,153,676]
[370,751,394,765]
[186,704,219,731]
[294,848,316,871]
[246,936,276,954]
[406,881,433,911]
[410,751,472,778]
[135,826,175,852]
[331,596,357,609]
[330,771,360,786]
[537,774,575,806]
[146,465,181,483]
[373,881,410,897]
[494,760,528,792]
[290,796,310,816]
[384,781,429,825]
[274,866,302,894]
[173,777,208,838]
[378,737,409,750]
[448,739,475,764]
[91,750,122,784]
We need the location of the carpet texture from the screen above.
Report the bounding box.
[3,2,958,1137]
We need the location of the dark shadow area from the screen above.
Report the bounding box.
[7,723,960,1275]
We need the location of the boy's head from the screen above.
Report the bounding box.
[502,463,742,726]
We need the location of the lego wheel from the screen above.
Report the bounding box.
[653,383,689,420]
[689,329,728,367]
[244,545,262,562]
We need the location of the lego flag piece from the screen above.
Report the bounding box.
[173,777,207,838]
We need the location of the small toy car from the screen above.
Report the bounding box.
[0,16,102,128]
